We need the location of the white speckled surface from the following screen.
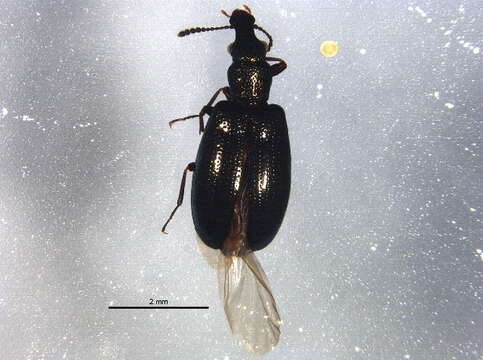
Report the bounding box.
[0,1,481,359]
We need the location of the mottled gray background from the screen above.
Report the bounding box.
[0,0,481,359]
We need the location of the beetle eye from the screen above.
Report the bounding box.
[260,40,268,51]
[227,42,234,54]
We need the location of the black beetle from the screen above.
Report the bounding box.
[162,5,290,355]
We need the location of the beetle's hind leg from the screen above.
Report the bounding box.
[161,162,195,234]
[168,86,230,135]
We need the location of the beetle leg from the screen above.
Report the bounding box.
[197,86,230,134]
[221,86,230,99]
[161,162,196,234]
[266,57,287,77]
[168,87,230,135]
[168,114,198,129]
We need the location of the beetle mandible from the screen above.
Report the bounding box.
[162,5,290,355]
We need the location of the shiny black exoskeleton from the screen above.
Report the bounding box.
[163,7,290,253]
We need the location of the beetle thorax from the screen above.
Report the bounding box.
[228,59,272,106]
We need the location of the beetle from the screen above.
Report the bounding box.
[162,5,290,355]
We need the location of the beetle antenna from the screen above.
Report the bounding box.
[221,9,231,18]
[254,25,273,51]
[243,4,252,14]
[178,25,233,37]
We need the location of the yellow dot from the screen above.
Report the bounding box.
[320,41,338,57]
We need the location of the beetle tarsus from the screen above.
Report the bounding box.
[161,162,195,234]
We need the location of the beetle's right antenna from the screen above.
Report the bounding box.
[178,25,233,37]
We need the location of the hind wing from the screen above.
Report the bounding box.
[218,253,281,356]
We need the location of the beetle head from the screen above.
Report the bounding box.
[229,8,255,29]
[177,6,273,57]
[225,8,268,59]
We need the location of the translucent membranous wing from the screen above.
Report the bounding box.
[218,252,281,356]
[196,235,281,355]
[195,234,220,269]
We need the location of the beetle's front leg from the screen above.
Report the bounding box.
[266,57,287,77]
[169,86,230,134]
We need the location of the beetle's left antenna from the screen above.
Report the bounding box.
[178,25,233,37]
[254,25,273,51]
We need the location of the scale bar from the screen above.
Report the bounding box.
[109,306,209,309]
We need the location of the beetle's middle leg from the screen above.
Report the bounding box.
[266,57,287,77]
[169,86,230,135]
[161,162,195,234]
